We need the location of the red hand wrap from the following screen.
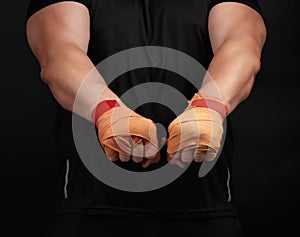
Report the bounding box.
[92,100,120,124]
[191,98,227,119]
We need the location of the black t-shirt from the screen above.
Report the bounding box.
[26,0,262,219]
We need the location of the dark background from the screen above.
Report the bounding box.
[1,0,299,236]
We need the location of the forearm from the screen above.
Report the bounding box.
[199,36,262,114]
[40,43,117,121]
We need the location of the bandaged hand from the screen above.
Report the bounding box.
[167,93,227,167]
[93,99,160,168]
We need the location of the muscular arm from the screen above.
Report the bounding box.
[26,2,116,121]
[200,2,267,114]
[26,2,160,164]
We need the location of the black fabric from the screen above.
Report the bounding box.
[26,0,263,219]
[44,214,245,237]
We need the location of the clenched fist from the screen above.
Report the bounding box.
[94,99,160,168]
[167,93,227,167]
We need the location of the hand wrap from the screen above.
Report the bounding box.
[93,100,159,158]
[167,93,227,161]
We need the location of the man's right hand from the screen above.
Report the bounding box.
[95,99,160,168]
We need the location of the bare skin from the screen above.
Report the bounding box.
[204,2,266,114]
[26,2,266,166]
[168,2,266,166]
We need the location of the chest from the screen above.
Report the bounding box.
[90,0,209,35]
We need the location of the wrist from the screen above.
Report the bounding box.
[190,93,227,119]
[91,99,120,125]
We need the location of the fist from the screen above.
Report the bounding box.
[167,94,226,167]
[95,100,160,168]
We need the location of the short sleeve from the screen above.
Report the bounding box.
[26,0,90,21]
[208,0,263,16]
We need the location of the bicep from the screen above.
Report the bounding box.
[208,2,266,53]
[26,1,90,66]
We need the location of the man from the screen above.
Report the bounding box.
[26,0,266,236]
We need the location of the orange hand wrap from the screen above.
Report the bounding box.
[167,93,226,161]
[94,100,159,158]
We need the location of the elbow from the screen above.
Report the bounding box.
[249,52,262,87]
[241,79,255,102]
[40,61,54,85]
[251,53,262,77]
[39,61,72,112]
[241,54,261,101]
